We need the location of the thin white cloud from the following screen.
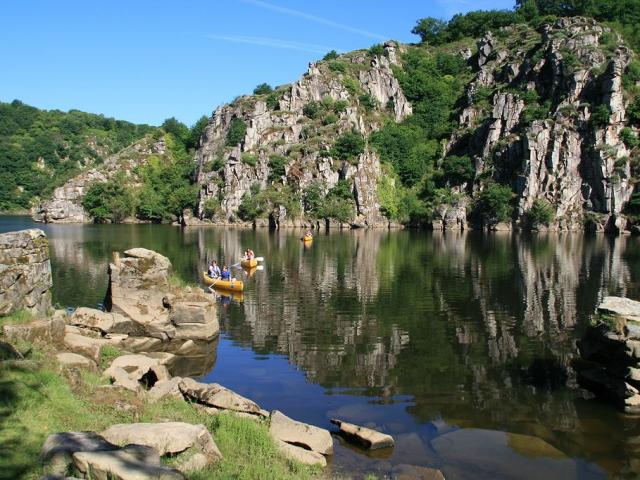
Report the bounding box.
[205,34,334,54]
[242,0,387,41]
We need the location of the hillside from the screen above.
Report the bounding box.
[0,100,156,211]
[28,4,640,232]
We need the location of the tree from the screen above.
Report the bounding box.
[528,199,555,225]
[186,115,208,150]
[443,155,474,186]
[253,83,273,95]
[411,17,447,44]
[323,50,338,60]
[161,117,189,145]
[225,117,247,146]
[331,131,365,163]
[475,183,514,223]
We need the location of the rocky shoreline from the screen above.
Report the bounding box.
[0,229,420,480]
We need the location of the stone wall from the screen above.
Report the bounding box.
[0,229,52,316]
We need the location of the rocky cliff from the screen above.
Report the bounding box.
[0,229,52,316]
[31,135,166,223]
[194,41,410,228]
[31,17,640,231]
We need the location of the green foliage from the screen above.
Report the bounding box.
[82,173,136,223]
[0,309,34,327]
[302,101,320,119]
[268,154,287,181]
[328,60,347,73]
[100,345,122,369]
[333,100,349,113]
[322,113,338,125]
[368,44,385,57]
[203,197,221,218]
[186,115,209,151]
[621,127,639,148]
[442,155,475,186]
[161,117,189,145]
[358,94,377,111]
[591,104,611,127]
[237,183,263,221]
[226,117,247,146]
[302,180,355,221]
[331,130,365,163]
[253,83,273,95]
[342,77,360,96]
[237,183,301,220]
[522,100,552,124]
[135,135,198,222]
[629,97,640,126]
[377,172,400,219]
[475,183,515,223]
[241,153,257,166]
[266,90,282,110]
[412,10,523,45]
[528,198,555,225]
[0,100,155,211]
[323,50,339,60]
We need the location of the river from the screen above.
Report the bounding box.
[3,216,640,479]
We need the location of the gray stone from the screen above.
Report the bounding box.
[2,317,64,345]
[330,418,394,450]
[55,352,97,369]
[40,431,118,476]
[179,378,262,415]
[101,422,222,461]
[147,377,184,403]
[63,332,105,363]
[598,296,640,322]
[72,449,184,480]
[274,438,327,467]
[70,307,133,335]
[269,410,333,455]
[103,354,170,391]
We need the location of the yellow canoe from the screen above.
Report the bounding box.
[202,272,244,292]
[240,258,258,268]
[302,236,313,242]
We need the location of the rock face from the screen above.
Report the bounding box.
[0,229,52,316]
[194,43,410,228]
[32,136,166,223]
[106,248,218,341]
[577,296,640,412]
[448,17,635,231]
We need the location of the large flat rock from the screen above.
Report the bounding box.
[72,449,183,480]
[598,297,640,322]
[269,410,333,456]
[330,418,394,450]
[41,431,119,476]
[179,378,262,415]
[101,422,222,461]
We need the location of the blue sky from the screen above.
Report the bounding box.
[0,0,515,126]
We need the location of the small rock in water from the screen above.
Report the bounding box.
[330,418,394,450]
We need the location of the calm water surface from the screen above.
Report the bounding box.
[3,216,640,479]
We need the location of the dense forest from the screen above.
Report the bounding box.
[0,100,156,211]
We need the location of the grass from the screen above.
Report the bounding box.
[0,309,35,328]
[99,345,122,369]
[0,340,320,480]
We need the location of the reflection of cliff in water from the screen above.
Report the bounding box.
[216,230,640,474]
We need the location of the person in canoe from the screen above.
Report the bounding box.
[245,249,255,260]
[208,260,221,279]
[220,265,231,281]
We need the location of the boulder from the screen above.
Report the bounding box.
[63,332,105,363]
[122,336,163,352]
[70,307,133,335]
[274,438,327,467]
[391,464,446,480]
[269,410,333,455]
[40,431,119,476]
[55,352,97,369]
[330,419,394,450]
[598,297,640,322]
[0,229,52,316]
[101,422,222,462]
[72,449,184,480]
[178,378,262,415]
[0,340,23,360]
[147,377,184,403]
[2,317,64,345]
[103,355,170,391]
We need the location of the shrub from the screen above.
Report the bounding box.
[82,174,136,223]
[241,153,257,166]
[268,154,287,181]
[328,61,346,73]
[522,100,551,124]
[253,83,273,95]
[621,127,639,149]
[377,173,400,219]
[203,197,220,218]
[442,155,474,186]
[226,117,247,146]
[342,78,360,96]
[322,113,338,125]
[323,50,338,61]
[591,105,611,127]
[331,131,365,163]
[237,184,263,221]
[302,101,320,119]
[528,199,554,225]
[266,91,281,110]
[358,94,376,111]
[333,100,349,113]
[368,44,385,57]
[475,183,514,223]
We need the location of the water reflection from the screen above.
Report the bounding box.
[2,216,640,477]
